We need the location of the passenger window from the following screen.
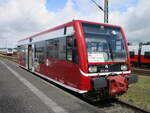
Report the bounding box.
[18,45,26,61]
[144,52,150,59]
[130,51,135,58]
[35,41,45,63]
[58,38,66,60]
[66,36,78,63]
[66,36,73,61]
[46,39,59,59]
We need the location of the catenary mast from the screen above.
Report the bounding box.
[91,0,108,23]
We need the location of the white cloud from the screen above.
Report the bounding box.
[113,0,150,42]
[109,0,132,6]
[0,0,149,48]
[0,0,51,48]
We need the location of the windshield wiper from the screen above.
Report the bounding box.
[108,42,114,61]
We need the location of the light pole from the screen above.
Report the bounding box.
[5,39,7,49]
[91,0,109,23]
[104,0,108,23]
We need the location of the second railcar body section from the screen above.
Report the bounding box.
[141,44,150,64]
[129,43,150,65]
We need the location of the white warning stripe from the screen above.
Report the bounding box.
[80,69,131,76]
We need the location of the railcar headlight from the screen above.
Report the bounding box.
[88,66,97,73]
[121,65,128,71]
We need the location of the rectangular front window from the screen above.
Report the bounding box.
[82,23,127,63]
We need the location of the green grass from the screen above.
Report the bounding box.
[119,76,150,110]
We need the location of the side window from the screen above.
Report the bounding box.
[46,39,59,59]
[144,52,150,59]
[130,51,135,58]
[66,36,73,61]
[18,45,26,61]
[54,40,59,58]
[46,40,53,58]
[66,36,78,63]
[35,41,45,63]
[59,37,66,60]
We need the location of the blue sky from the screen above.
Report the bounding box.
[46,0,139,13]
[110,0,138,12]
[46,0,80,12]
[46,0,68,11]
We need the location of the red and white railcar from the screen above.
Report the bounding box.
[141,44,150,64]
[17,20,137,100]
[129,43,150,65]
[0,48,13,56]
[128,44,139,64]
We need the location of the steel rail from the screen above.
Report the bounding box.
[116,99,150,113]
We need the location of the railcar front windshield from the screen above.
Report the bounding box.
[82,23,127,63]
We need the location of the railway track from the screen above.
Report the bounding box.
[116,99,150,113]
[94,99,150,113]
[0,54,17,63]
[132,67,150,76]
